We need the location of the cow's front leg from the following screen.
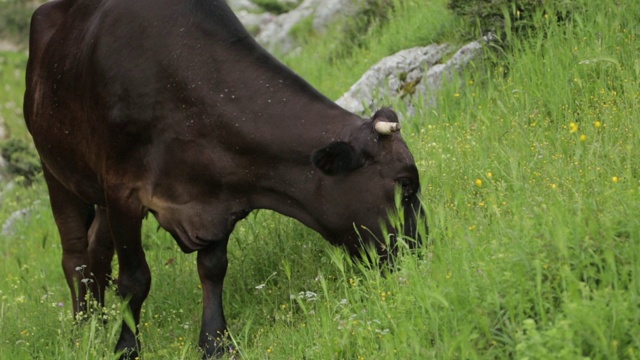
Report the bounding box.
[106,190,150,360]
[197,239,230,358]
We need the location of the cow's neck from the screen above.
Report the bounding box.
[219,75,360,238]
[176,36,365,237]
[208,44,363,155]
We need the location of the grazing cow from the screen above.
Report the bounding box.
[24,0,425,358]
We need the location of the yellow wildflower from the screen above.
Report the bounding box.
[569,122,579,133]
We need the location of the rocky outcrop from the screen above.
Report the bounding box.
[227,0,260,11]
[336,44,451,114]
[229,1,494,114]
[1,207,30,236]
[235,11,276,35]
[241,0,360,54]
[336,35,495,115]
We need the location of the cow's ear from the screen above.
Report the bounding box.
[312,141,366,176]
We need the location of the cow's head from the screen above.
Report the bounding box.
[311,108,425,258]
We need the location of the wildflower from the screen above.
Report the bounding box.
[297,291,318,302]
[487,171,493,178]
[453,93,460,97]
[580,134,587,141]
[594,121,602,128]
[475,178,483,187]
[569,122,579,133]
[612,176,620,183]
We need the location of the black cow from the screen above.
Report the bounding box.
[24,0,425,358]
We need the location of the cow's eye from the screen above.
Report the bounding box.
[397,178,414,197]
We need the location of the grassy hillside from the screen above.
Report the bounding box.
[0,51,28,140]
[1,0,640,359]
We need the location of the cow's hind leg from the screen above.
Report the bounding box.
[104,188,150,360]
[88,206,115,309]
[43,167,94,318]
[197,239,230,358]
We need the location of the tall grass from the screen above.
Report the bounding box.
[1,0,639,359]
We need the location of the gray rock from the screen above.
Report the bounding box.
[253,0,316,53]
[336,44,451,114]
[421,34,494,98]
[226,0,259,12]
[1,207,31,236]
[312,0,358,32]
[336,35,495,114]
[236,10,276,35]
[253,0,360,54]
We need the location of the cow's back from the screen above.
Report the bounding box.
[25,0,342,205]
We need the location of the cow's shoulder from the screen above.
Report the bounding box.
[28,0,75,61]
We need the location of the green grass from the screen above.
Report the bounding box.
[2,0,640,359]
[0,51,28,140]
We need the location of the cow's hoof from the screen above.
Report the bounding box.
[202,344,236,359]
[116,348,139,360]
[115,336,139,360]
